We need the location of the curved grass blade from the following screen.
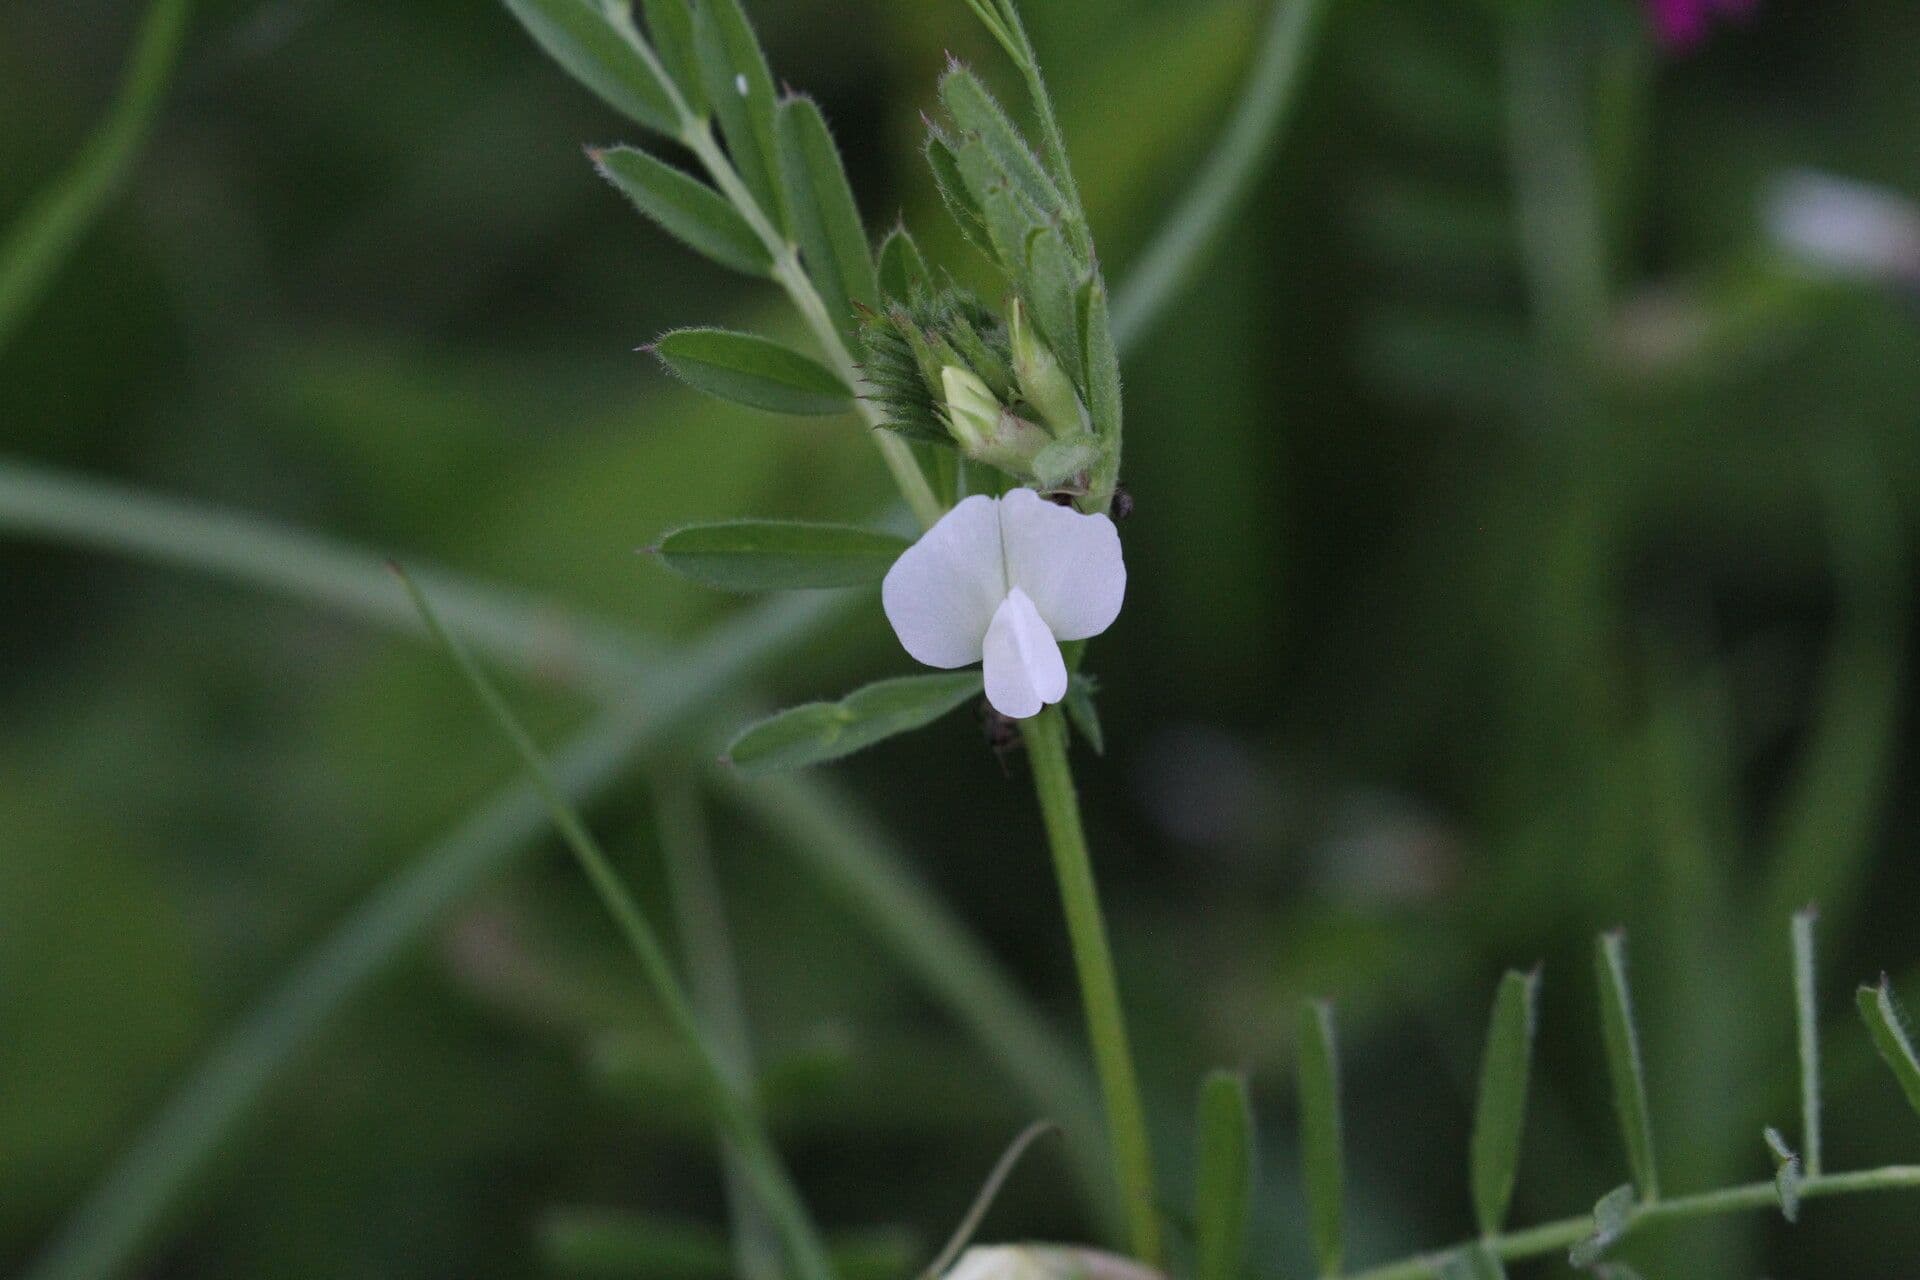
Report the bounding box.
[593,145,771,277]
[1194,1072,1256,1280]
[1470,969,1540,1236]
[651,327,853,415]
[778,95,878,342]
[0,0,191,356]
[1792,908,1823,1175]
[650,519,909,590]
[500,0,679,135]
[725,673,983,774]
[395,566,835,1280]
[1111,0,1328,352]
[919,1121,1060,1280]
[1858,976,1920,1119]
[1297,999,1345,1278]
[1596,932,1660,1200]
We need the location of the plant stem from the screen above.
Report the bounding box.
[1022,707,1161,1265]
[398,569,836,1280]
[1345,1166,1920,1280]
[680,118,945,530]
[1109,0,1327,354]
[0,0,192,355]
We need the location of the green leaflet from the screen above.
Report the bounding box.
[926,131,991,254]
[639,0,703,116]
[1595,932,1660,1200]
[1022,226,1085,388]
[1296,999,1345,1278]
[650,520,909,591]
[1568,1184,1636,1269]
[1469,969,1539,1236]
[500,0,678,134]
[724,674,984,774]
[777,96,878,341]
[1763,1127,1803,1223]
[1858,976,1920,1119]
[1063,674,1105,756]
[592,145,770,277]
[692,0,785,233]
[651,328,852,415]
[876,227,931,301]
[1193,1072,1255,1280]
[938,67,1070,232]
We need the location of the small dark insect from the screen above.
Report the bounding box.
[978,699,1024,770]
[1110,484,1134,519]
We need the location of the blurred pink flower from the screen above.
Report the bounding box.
[1648,0,1758,49]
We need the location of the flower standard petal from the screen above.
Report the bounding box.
[982,587,1069,719]
[882,494,1008,667]
[997,487,1127,641]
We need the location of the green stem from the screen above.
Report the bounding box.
[398,570,836,1280]
[0,0,192,355]
[1346,1166,1920,1280]
[1022,707,1161,1265]
[1109,0,1328,354]
[680,118,945,530]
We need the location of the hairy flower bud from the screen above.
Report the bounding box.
[1009,300,1087,438]
[940,366,1053,476]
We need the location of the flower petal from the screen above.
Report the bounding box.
[997,487,1126,641]
[882,494,1007,667]
[982,587,1068,719]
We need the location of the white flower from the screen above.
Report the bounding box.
[883,488,1126,720]
[1765,169,1920,284]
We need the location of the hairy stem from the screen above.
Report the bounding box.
[1023,707,1161,1265]
[680,118,944,529]
[1346,1166,1920,1280]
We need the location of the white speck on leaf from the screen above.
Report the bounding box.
[735,73,749,97]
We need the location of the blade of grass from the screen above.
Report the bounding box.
[0,456,645,694]
[1109,0,1328,352]
[394,565,835,1280]
[3,462,1104,1265]
[1470,970,1541,1235]
[1792,909,1822,1176]
[1193,1072,1256,1280]
[1297,999,1345,1278]
[919,1121,1060,1280]
[0,0,192,354]
[19,587,841,1280]
[653,776,782,1280]
[715,767,1113,1238]
[1595,933,1659,1201]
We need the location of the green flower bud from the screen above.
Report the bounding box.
[1009,300,1087,438]
[940,365,1053,476]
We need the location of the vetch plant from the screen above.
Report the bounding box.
[467,2,1920,1278]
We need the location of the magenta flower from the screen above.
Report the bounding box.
[1648,0,1757,49]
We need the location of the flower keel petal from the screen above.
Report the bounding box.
[982,587,1068,719]
[882,494,1008,668]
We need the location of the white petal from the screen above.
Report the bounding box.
[982,587,1068,719]
[882,494,1008,668]
[997,487,1126,641]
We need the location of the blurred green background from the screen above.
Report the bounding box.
[5,0,1919,1276]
